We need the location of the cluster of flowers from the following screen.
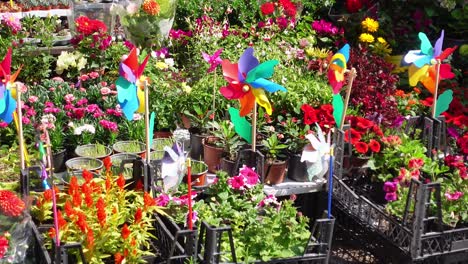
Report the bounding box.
[0,190,26,259]
[300,104,335,133]
[345,116,384,156]
[260,0,297,18]
[358,17,392,56]
[227,165,260,191]
[71,16,112,56]
[1,13,21,34]
[311,19,343,36]
[383,157,424,201]
[257,194,281,209]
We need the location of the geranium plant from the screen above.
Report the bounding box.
[344,115,383,158]
[32,159,165,263]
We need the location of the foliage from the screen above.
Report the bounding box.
[262,134,288,162]
[32,163,165,263]
[275,113,310,154]
[206,120,244,161]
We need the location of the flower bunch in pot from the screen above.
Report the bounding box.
[204,120,245,176]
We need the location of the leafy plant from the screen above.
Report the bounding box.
[262,134,288,162]
[206,120,244,161]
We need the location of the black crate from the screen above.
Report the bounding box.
[152,214,198,264]
[196,214,335,264]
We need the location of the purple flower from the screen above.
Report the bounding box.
[445,191,463,201]
[385,192,398,201]
[447,127,459,139]
[155,194,170,206]
[383,181,398,193]
[202,48,223,73]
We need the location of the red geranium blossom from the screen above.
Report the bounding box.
[368,139,381,153]
[354,141,369,154]
[260,2,275,15]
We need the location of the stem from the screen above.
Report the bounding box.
[431,60,441,119]
[340,68,356,130]
[187,158,193,230]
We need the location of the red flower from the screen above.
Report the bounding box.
[69,176,79,195]
[87,230,95,249]
[57,210,67,229]
[121,224,130,240]
[72,190,82,208]
[0,235,9,258]
[82,169,93,183]
[76,212,89,233]
[103,156,112,171]
[408,158,424,170]
[114,252,124,264]
[368,139,381,153]
[43,189,53,202]
[372,124,384,137]
[420,97,433,107]
[75,16,107,35]
[346,0,364,13]
[82,184,93,208]
[117,174,126,190]
[354,141,369,154]
[134,208,143,224]
[144,192,156,209]
[260,2,275,15]
[96,197,106,227]
[135,179,144,191]
[0,190,26,217]
[301,104,318,125]
[48,228,56,239]
[356,117,374,130]
[344,128,362,144]
[279,0,296,17]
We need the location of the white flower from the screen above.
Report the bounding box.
[133,113,143,121]
[74,124,95,135]
[164,58,174,68]
[126,3,139,15]
[41,114,56,125]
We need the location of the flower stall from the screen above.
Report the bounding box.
[0,0,467,263]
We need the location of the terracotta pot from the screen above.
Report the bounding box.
[221,157,236,176]
[203,137,224,173]
[190,133,206,160]
[264,160,287,185]
[183,160,208,187]
[153,131,173,139]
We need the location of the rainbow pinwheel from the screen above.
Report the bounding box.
[327,44,350,128]
[404,30,457,94]
[220,47,287,116]
[116,48,150,120]
[0,48,21,124]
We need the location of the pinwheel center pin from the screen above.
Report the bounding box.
[242,85,250,92]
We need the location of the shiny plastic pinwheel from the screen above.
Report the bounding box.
[220,47,287,116]
[327,44,351,129]
[161,142,187,192]
[404,30,457,94]
[0,48,21,124]
[116,48,150,120]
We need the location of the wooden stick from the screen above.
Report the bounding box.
[431,60,441,119]
[16,88,25,170]
[144,80,151,163]
[340,68,356,130]
[251,101,257,152]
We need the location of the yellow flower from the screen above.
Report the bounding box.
[377,37,387,44]
[181,82,192,94]
[155,61,168,70]
[361,17,379,33]
[359,33,375,43]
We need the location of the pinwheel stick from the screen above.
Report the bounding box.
[252,102,257,152]
[144,80,151,163]
[340,68,357,130]
[431,59,441,119]
[186,158,193,230]
[16,88,25,170]
[212,71,217,122]
[327,145,334,219]
[43,129,60,246]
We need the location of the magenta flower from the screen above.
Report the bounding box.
[0,121,8,128]
[76,98,88,106]
[383,181,398,193]
[1,13,21,33]
[155,194,170,206]
[239,165,259,188]
[385,192,398,201]
[99,120,118,132]
[311,19,342,36]
[227,175,246,190]
[445,191,463,201]
[202,48,223,73]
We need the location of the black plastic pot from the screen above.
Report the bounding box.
[190,133,206,160]
[287,153,309,182]
[53,149,67,173]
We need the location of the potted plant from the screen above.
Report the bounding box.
[262,134,288,185]
[184,160,208,187]
[206,120,244,176]
[183,107,215,160]
[0,144,21,191]
[112,140,146,156]
[75,143,112,160]
[65,156,103,173]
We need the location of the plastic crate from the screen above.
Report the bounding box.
[152,214,198,264]
[196,214,335,264]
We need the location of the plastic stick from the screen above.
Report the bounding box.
[251,102,257,152]
[144,80,151,163]
[327,146,334,219]
[16,89,25,170]
[187,158,193,230]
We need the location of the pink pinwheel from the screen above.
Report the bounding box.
[202,48,223,73]
[220,47,287,117]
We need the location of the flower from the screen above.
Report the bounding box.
[361,17,379,32]
[1,13,21,33]
[142,0,160,15]
[445,191,463,201]
[0,235,8,259]
[359,33,374,43]
[385,192,398,201]
[75,16,107,35]
[0,190,25,217]
[227,175,246,190]
[260,2,275,16]
[383,181,398,193]
[121,223,131,240]
[258,194,280,208]
[354,141,369,154]
[368,139,381,153]
[408,158,424,170]
[155,193,170,206]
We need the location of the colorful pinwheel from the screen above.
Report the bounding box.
[220,47,287,116]
[404,30,457,94]
[161,142,187,192]
[0,48,21,124]
[327,44,350,128]
[116,48,150,120]
[202,48,223,73]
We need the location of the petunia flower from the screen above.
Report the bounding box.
[445,191,463,201]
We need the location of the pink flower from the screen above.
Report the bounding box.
[227,175,246,190]
[77,98,88,106]
[22,117,30,124]
[396,167,408,183]
[1,13,22,33]
[100,87,111,95]
[52,77,64,82]
[26,108,36,116]
[445,191,463,201]
[99,120,118,132]
[64,94,75,103]
[201,48,223,73]
[239,165,259,188]
[408,158,424,170]
[0,122,8,128]
[79,74,90,81]
[410,169,420,180]
[89,71,99,79]
[385,192,398,201]
[28,96,38,103]
[258,194,280,208]
[155,194,170,206]
[16,82,27,93]
[383,181,398,193]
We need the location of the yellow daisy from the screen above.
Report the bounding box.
[377,37,387,44]
[359,33,375,43]
[361,17,379,33]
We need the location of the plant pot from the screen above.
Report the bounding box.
[202,137,224,173]
[190,133,206,160]
[75,144,112,160]
[154,131,173,139]
[62,170,100,185]
[110,153,139,180]
[180,114,191,129]
[264,160,287,185]
[220,157,237,176]
[112,141,146,156]
[343,156,370,178]
[287,153,308,182]
[53,149,67,173]
[183,160,208,187]
[65,157,103,173]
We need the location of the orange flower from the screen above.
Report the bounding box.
[96,197,106,227]
[106,175,112,191]
[143,192,156,209]
[394,89,405,97]
[121,224,130,240]
[87,230,95,249]
[117,174,126,190]
[413,87,421,94]
[103,156,112,171]
[48,227,56,239]
[142,0,160,15]
[82,169,93,183]
[114,252,124,264]
[134,208,142,224]
[0,190,26,217]
[57,210,67,229]
[64,200,75,218]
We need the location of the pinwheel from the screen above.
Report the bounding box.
[161,142,187,192]
[301,124,331,181]
[327,44,354,129]
[404,30,457,94]
[220,47,287,117]
[0,48,21,124]
[404,30,457,118]
[202,48,223,73]
[116,48,150,120]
